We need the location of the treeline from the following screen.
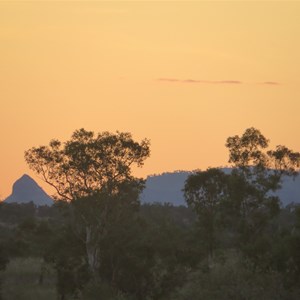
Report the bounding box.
[1,127,300,299]
[0,200,300,300]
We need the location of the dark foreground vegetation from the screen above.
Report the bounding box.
[1,127,300,299]
[0,201,300,300]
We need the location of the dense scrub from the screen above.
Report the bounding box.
[1,258,56,300]
[0,201,300,299]
[1,127,300,299]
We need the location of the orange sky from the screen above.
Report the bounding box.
[1,1,300,198]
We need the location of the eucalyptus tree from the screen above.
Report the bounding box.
[225,127,300,248]
[25,129,150,200]
[25,128,150,273]
[184,168,229,258]
[184,128,300,259]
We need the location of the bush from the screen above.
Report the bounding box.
[1,258,56,300]
[170,253,297,300]
[80,279,133,300]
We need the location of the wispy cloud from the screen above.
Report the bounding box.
[259,81,280,85]
[158,78,280,86]
[158,78,242,84]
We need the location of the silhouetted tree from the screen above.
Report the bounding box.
[225,127,300,256]
[25,129,150,273]
[25,129,150,200]
[184,168,229,258]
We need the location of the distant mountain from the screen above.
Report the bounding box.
[4,174,53,206]
[141,171,191,206]
[4,171,300,208]
[141,170,300,207]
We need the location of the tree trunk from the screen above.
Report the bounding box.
[86,226,100,274]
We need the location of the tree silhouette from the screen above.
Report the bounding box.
[25,128,150,273]
[225,127,300,251]
[184,168,229,258]
[25,128,150,201]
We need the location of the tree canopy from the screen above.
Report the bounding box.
[24,129,150,201]
[226,127,300,177]
[2,127,300,299]
[184,127,300,258]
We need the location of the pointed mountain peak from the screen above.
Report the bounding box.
[5,175,53,206]
[19,173,32,179]
[17,174,35,182]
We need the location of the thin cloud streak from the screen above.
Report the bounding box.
[158,78,280,86]
[260,81,280,85]
[158,78,242,84]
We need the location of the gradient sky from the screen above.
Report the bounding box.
[1,1,300,198]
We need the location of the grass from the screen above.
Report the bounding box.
[1,257,57,300]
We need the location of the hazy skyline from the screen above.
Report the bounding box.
[1,1,300,198]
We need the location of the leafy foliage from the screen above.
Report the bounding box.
[2,127,300,299]
[25,129,150,200]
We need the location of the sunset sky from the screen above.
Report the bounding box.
[1,1,300,198]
